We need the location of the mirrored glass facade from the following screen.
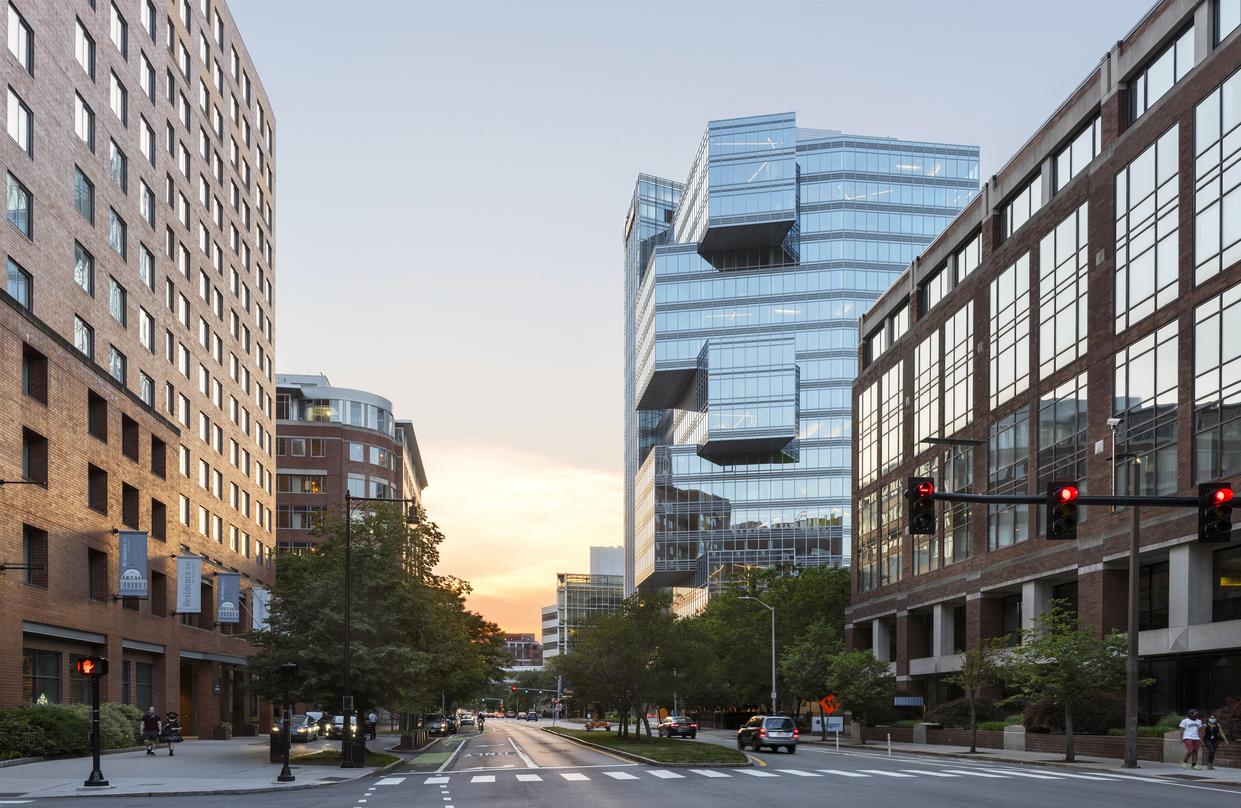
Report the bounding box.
[625,113,978,609]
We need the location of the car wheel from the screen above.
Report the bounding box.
[788,746,796,754]
[690,733,697,739]
[737,738,744,750]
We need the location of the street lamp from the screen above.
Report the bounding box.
[341,491,420,768]
[1108,416,1143,771]
[277,662,299,783]
[739,596,777,716]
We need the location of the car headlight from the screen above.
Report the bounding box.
[272,726,280,733]
[297,727,308,733]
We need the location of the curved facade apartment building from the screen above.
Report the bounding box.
[275,374,427,553]
[847,0,1241,717]
[1,0,278,735]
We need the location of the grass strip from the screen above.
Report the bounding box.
[545,727,747,765]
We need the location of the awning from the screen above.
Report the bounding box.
[22,621,106,645]
[122,639,166,654]
[179,650,249,666]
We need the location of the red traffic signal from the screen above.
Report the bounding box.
[1046,482,1080,540]
[75,656,109,677]
[510,685,518,693]
[907,477,936,535]
[1055,484,1079,502]
[1199,482,1234,543]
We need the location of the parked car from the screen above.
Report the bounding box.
[657,715,698,738]
[326,715,360,740]
[424,714,452,736]
[506,711,516,718]
[736,715,798,753]
[525,711,539,721]
[584,719,611,732]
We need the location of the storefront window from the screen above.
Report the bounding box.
[1214,546,1241,622]
[22,649,60,704]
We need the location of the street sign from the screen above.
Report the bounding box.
[819,694,839,715]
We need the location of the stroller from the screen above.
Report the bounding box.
[159,712,184,756]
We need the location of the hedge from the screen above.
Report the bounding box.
[0,703,143,760]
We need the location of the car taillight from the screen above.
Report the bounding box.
[759,728,767,736]
[690,723,698,729]
[793,729,800,738]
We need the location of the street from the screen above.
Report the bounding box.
[11,720,1236,808]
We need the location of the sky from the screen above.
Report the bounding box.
[231,0,1152,633]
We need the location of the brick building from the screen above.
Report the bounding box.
[848,0,1241,719]
[274,374,426,554]
[2,0,277,735]
[501,633,543,671]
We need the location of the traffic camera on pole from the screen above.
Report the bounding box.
[1199,482,1234,543]
[1046,482,1080,540]
[76,656,108,677]
[907,477,935,535]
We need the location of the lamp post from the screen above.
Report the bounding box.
[1109,416,1142,771]
[341,491,420,768]
[739,596,777,716]
[277,662,299,782]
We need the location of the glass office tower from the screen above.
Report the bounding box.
[624,113,978,612]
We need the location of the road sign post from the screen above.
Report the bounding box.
[79,656,109,787]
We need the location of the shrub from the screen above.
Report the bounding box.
[1106,715,1182,738]
[0,704,91,758]
[892,719,920,728]
[977,721,1008,731]
[923,697,1003,729]
[1022,692,1124,735]
[1216,697,1241,736]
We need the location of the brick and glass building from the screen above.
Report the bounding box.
[847,0,1241,717]
[274,374,427,554]
[2,0,277,735]
[501,633,543,671]
[542,546,624,658]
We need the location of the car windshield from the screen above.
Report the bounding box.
[764,717,795,730]
[291,714,307,723]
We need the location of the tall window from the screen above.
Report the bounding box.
[108,346,126,384]
[1037,372,1088,535]
[1222,0,1241,42]
[880,361,903,475]
[857,380,878,487]
[22,649,60,704]
[988,406,1030,550]
[1003,174,1042,239]
[1114,321,1179,496]
[1116,125,1179,331]
[73,167,94,223]
[943,302,973,436]
[108,209,126,258]
[880,480,904,587]
[74,94,94,151]
[8,4,33,75]
[1131,25,1194,120]
[1053,117,1101,192]
[74,242,94,295]
[6,172,30,237]
[1039,202,1088,376]
[6,257,30,308]
[1215,547,1241,622]
[108,140,127,191]
[1193,67,1241,284]
[955,233,981,279]
[109,2,127,57]
[990,253,1030,408]
[74,19,95,79]
[1194,279,1241,482]
[913,331,939,448]
[23,525,47,587]
[942,446,973,564]
[108,277,126,325]
[109,72,127,125]
[7,88,31,156]
[74,316,93,358]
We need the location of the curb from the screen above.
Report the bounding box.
[541,727,752,768]
[0,746,149,769]
[16,769,379,800]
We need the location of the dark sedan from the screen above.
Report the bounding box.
[424,714,452,736]
[657,715,698,738]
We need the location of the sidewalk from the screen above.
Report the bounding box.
[0,737,395,798]
[796,734,1241,787]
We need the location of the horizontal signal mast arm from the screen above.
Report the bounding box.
[930,491,1199,508]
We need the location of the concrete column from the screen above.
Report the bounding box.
[872,619,892,662]
[932,603,954,657]
[1021,580,1053,634]
[1168,542,1214,628]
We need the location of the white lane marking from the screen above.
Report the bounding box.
[900,769,959,777]
[980,768,1061,780]
[816,769,869,777]
[690,769,732,778]
[470,775,495,783]
[735,768,779,777]
[941,769,1008,778]
[859,769,916,778]
[1032,771,1116,781]
[423,776,450,784]
[376,777,406,785]
[603,771,639,780]
[777,769,822,776]
[647,769,684,779]
[436,740,467,773]
[560,772,590,781]
[515,774,542,782]
[0,802,33,805]
[507,736,537,768]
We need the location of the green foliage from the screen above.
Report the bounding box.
[244,504,506,716]
[823,650,895,728]
[977,721,1008,731]
[946,637,1006,751]
[1218,697,1241,736]
[0,703,130,759]
[546,727,747,765]
[923,697,1004,728]
[778,618,842,709]
[1022,692,1124,735]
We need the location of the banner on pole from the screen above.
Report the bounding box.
[175,556,202,613]
[251,587,270,631]
[118,531,149,598]
[216,573,240,624]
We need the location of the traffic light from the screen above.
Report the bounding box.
[907,477,935,535]
[510,685,518,693]
[1199,482,1234,543]
[75,656,109,677]
[1046,482,1080,540]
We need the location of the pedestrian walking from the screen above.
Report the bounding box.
[160,712,183,756]
[1179,708,1204,769]
[367,710,378,740]
[1203,714,1230,770]
[140,707,161,755]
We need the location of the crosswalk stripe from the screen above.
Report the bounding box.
[375,777,406,785]
[647,770,684,779]
[941,769,1008,778]
[777,769,822,776]
[735,769,779,777]
[603,771,639,780]
[423,776,450,785]
[817,769,870,777]
[560,772,590,781]
[980,769,1061,780]
[900,770,959,777]
[1034,772,1115,781]
[470,775,495,783]
[859,769,915,778]
[689,769,731,778]
[515,774,542,782]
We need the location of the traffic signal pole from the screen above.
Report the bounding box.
[84,673,107,787]
[1124,505,1140,769]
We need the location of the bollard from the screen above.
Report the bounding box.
[835,730,839,751]
[887,733,891,757]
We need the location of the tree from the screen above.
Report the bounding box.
[945,638,1005,753]
[998,600,1127,762]
[823,650,895,743]
[779,619,841,734]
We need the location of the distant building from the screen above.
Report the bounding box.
[502,633,543,670]
[542,546,625,657]
[274,374,427,554]
[540,603,560,660]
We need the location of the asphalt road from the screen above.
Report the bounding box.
[14,720,1237,807]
